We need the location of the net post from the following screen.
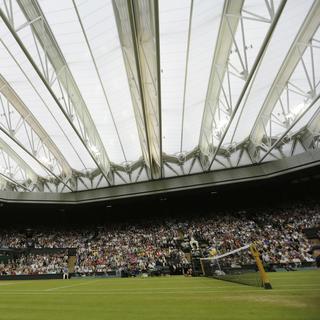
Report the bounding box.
[199,258,205,276]
[249,244,272,289]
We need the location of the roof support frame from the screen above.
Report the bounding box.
[71,0,128,163]
[297,107,320,151]
[199,0,244,170]
[154,0,162,178]
[3,0,114,185]
[0,172,31,191]
[249,0,320,159]
[0,38,89,175]
[0,137,37,187]
[258,93,320,163]
[0,0,318,192]
[203,0,287,172]
[0,74,72,178]
[112,0,162,180]
[0,121,74,191]
[179,0,194,154]
[0,148,319,204]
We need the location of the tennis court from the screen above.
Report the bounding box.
[0,270,319,320]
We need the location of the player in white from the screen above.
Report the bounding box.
[62,266,69,280]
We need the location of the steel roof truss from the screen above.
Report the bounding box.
[113,0,162,180]
[11,0,114,185]
[249,1,320,161]
[0,75,72,178]
[199,0,283,170]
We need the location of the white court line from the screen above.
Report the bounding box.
[0,279,315,291]
[0,282,31,286]
[268,275,320,279]
[0,283,20,286]
[0,283,318,292]
[45,280,100,292]
[274,284,320,287]
[1,287,319,295]
[40,283,320,291]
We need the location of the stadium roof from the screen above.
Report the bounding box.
[0,0,319,194]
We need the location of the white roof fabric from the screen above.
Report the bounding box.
[0,0,318,192]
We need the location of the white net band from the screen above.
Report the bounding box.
[200,244,250,261]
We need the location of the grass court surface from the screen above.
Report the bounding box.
[0,270,319,320]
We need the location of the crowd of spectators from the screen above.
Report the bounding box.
[0,253,68,275]
[0,202,319,276]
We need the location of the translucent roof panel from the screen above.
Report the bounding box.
[159,0,191,154]
[0,17,96,173]
[230,0,315,144]
[0,0,318,192]
[0,128,48,177]
[38,0,143,165]
[159,0,224,155]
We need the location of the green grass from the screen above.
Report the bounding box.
[0,270,319,320]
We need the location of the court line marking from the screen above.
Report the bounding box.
[0,283,318,292]
[268,275,320,279]
[0,288,319,295]
[0,283,22,287]
[44,280,100,292]
[44,283,320,291]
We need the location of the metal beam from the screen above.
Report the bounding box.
[154,0,162,178]
[297,107,320,150]
[206,0,287,171]
[180,0,194,154]
[0,175,7,191]
[0,137,37,184]
[0,172,31,191]
[113,0,162,179]
[0,74,72,178]
[258,93,320,163]
[198,0,245,170]
[72,0,127,164]
[249,0,320,155]
[0,149,319,204]
[0,122,74,191]
[7,0,113,185]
